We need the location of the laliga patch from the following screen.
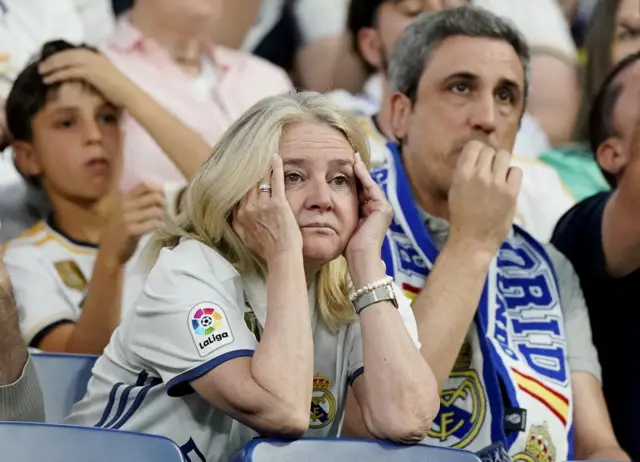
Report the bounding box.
[188,303,234,357]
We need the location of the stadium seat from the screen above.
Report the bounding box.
[231,437,483,462]
[0,422,184,462]
[31,353,98,423]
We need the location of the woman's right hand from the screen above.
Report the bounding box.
[233,154,303,263]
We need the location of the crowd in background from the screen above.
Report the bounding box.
[1,0,640,460]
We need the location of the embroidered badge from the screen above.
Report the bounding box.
[429,368,487,448]
[309,373,336,429]
[513,423,556,462]
[188,303,234,357]
[54,260,87,290]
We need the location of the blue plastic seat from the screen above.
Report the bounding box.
[0,422,185,462]
[31,353,98,423]
[231,437,483,462]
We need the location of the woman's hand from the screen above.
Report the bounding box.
[233,154,303,264]
[345,153,393,286]
[38,49,137,108]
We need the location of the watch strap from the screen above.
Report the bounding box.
[353,283,398,314]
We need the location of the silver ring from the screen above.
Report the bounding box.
[258,183,271,193]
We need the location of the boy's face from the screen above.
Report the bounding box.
[17,81,122,202]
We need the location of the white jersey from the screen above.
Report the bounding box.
[355,115,575,242]
[66,239,420,462]
[2,185,185,346]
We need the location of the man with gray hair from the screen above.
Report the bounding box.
[345,5,628,461]
[337,0,574,243]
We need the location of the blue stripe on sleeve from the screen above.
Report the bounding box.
[166,349,255,397]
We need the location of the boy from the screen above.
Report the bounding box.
[2,40,204,354]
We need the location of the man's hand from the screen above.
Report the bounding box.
[38,49,136,108]
[448,140,523,258]
[99,183,166,265]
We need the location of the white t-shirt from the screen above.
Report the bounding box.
[473,0,577,62]
[354,114,575,242]
[0,0,84,100]
[66,239,420,462]
[2,185,185,346]
[70,0,115,46]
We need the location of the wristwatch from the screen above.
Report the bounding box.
[353,284,398,314]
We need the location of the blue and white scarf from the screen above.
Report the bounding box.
[373,143,574,461]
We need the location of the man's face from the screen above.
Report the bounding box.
[16,82,123,203]
[359,0,469,72]
[391,35,525,198]
[612,62,640,145]
[598,61,640,181]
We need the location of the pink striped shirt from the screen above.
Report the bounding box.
[101,18,293,191]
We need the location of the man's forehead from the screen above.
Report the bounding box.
[421,35,525,86]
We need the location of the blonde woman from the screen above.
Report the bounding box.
[65,91,438,462]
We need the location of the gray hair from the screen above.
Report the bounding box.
[389,5,531,103]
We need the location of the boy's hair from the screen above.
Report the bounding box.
[5,40,98,143]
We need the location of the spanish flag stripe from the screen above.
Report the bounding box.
[517,384,567,426]
[401,283,421,294]
[512,368,569,405]
[512,369,569,426]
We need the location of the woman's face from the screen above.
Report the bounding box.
[612,0,640,65]
[279,122,360,266]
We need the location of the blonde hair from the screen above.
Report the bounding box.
[144,91,371,329]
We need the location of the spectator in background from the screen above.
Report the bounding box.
[102,0,292,192]
[338,0,574,242]
[552,51,640,462]
[2,40,208,354]
[0,253,44,422]
[541,0,640,201]
[344,8,628,461]
[0,0,117,243]
[474,0,581,147]
[0,0,85,243]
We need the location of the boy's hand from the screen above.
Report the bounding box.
[99,183,166,265]
[38,49,136,108]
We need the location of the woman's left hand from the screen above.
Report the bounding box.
[345,153,393,261]
[38,49,136,108]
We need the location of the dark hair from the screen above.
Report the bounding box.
[588,51,640,187]
[347,0,388,72]
[573,0,621,142]
[5,40,98,142]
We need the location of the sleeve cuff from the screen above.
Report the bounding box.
[349,366,364,387]
[28,319,75,348]
[0,356,45,422]
[569,358,602,384]
[165,349,254,397]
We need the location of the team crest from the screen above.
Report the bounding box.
[54,260,87,290]
[428,343,486,448]
[309,373,336,429]
[513,423,556,462]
